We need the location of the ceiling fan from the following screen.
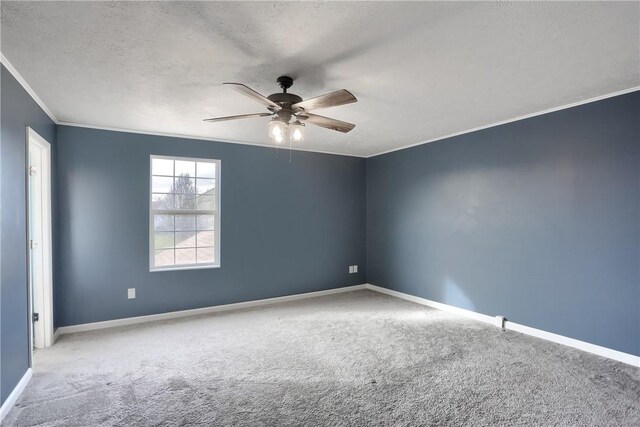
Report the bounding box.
[203,76,357,144]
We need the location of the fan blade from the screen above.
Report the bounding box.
[203,112,273,122]
[224,83,282,110]
[292,89,357,112]
[297,113,355,133]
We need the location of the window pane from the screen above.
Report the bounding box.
[173,176,196,194]
[196,195,215,210]
[196,178,215,195]
[175,160,195,177]
[152,176,173,193]
[152,194,173,210]
[175,214,196,231]
[175,231,196,248]
[196,230,215,247]
[175,248,196,265]
[152,158,173,176]
[197,247,215,264]
[197,162,216,179]
[154,214,174,232]
[197,214,215,230]
[154,249,174,266]
[175,194,195,210]
[154,231,174,249]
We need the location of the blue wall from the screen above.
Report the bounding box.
[55,126,366,326]
[1,65,57,404]
[367,91,640,356]
[3,62,638,409]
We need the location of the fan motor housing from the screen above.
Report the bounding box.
[267,93,303,105]
[267,92,303,109]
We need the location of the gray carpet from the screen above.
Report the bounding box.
[5,290,640,426]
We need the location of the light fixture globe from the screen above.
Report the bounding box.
[290,120,305,142]
[268,118,286,139]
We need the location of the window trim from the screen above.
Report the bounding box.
[149,154,221,272]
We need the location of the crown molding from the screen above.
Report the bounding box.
[366,86,640,158]
[1,53,59,124]
[1,52,362,158]
[57,121,364,158]
[3,52,637,159]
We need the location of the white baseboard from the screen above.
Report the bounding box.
[58,284,368,335]
[505,321,640,367]
[366,284,496,325]
[53,327,61,343]
[0,368,33,422]
[364,284,640,368]
[54,282,639,367]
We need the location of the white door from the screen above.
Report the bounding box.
[27,128,54,350]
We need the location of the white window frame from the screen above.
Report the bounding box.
[149,155,221,271]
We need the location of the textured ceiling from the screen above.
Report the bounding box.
[1,1,638,157]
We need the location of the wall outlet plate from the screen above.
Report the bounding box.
[353,265,358,273]
[128,288,136,299]
[495,315,505,329]
[348,266,354,274]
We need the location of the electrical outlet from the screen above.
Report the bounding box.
[128,288,136,299]
[495,315,505,330]
[353,265,358,273]
[348,266,354,274]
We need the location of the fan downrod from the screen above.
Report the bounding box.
[277,76,294,92]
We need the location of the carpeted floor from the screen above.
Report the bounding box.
[5,290,640,426]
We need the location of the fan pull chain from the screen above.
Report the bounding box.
[289,134,292,163]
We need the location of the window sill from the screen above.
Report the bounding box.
[150,264,220,272]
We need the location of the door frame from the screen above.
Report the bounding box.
[26,126,54,357]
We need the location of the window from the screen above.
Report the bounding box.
[150,155,220,271]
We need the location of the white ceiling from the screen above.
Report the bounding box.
[1,2,638,157]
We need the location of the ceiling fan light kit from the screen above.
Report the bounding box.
[204,76,357,145]
[290,121,305,142]
[268,117,287,144]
